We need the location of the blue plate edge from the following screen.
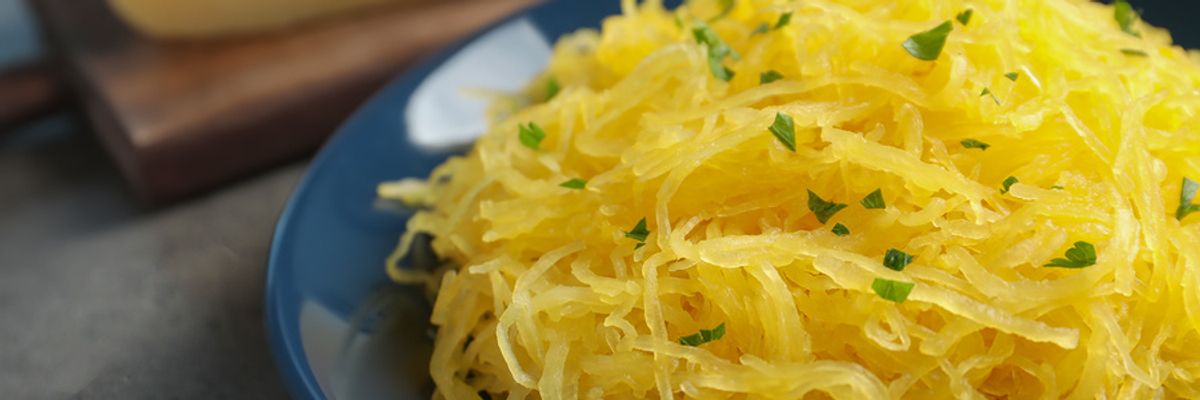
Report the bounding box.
[261,3,545,399]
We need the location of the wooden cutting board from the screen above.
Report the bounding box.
[28,0,536,203]
[0,62,63,132]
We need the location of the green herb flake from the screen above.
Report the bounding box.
[1004,72,1019,82]
[1001,176,1018,194]
[693,24,733,58]
[559,178,586,190]
[807,190,847,224]
[902,21,953,61]
[860,189,886,209]
[712,62,736,81]
[872,278,915,303]
[774,11,792,29]
[1051,185,1065,190]
[753,12,791,35]
[545,77,560,101]
[956,9,973,26]
[624,218,650,244]
[832,223,851,236]
[980,87,1000,105]
[883,248,914,271]
[760,70,784,84]
[1044,241,1097,268]
[751,22,770,35]
[693,23,738,81]
[960,138,991,150]
[1114,0,1141,37]
[518,122,546,150]
[1176,177,1200,221]
[1121,48,1148,57]
[679,322,726,346]
[768,112,797,152]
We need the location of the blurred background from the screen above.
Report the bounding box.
[0,0,532,398]
[0,0,1195,398]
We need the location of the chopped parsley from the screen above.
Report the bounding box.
[860,189,886,209]
[960,138,990,150]
[883,249,913,271]
[709,58,735,81]
[679,322,726,346]
[693,23,738,81]
[769,112,797,152]
[807,190,847,224]
[1176,177,1200,221]
[624,218,650,248]
[980,87,1000,105]
[518,122,545,150]
[956,9,973,26]
[872,278,915,303]
[693,23,734,57]
[1001,176,1019,194]
[1121,48,1148,57]
[832,223,851,236]
[753,12,792,35]
[1044,241,1097,268]
[760,70,784,84]
[1114,0,1141,37]
[902,21,953,61]
[774,11,792,29]
[545,77,560,101]
[559,178,586,189]
[751,22,770,35]
[1051,185,1065,190]
[1004,72,1019,82]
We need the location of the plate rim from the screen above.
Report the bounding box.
[261,3,544,398]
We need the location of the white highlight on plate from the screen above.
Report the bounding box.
[405,17,553,149]
[299,301,349,397]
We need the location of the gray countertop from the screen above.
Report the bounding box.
[0,116,298,399]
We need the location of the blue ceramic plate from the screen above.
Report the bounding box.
[265,1,1197,399]
[262,1,680,399]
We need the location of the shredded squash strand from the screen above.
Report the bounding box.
[381,0,1200,397]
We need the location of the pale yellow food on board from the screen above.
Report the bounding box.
[107,0,402,38]
[380,0,1200,398]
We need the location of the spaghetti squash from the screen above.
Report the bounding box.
[381,0,1200,398]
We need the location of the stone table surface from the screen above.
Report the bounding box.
[0,116,302,399]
